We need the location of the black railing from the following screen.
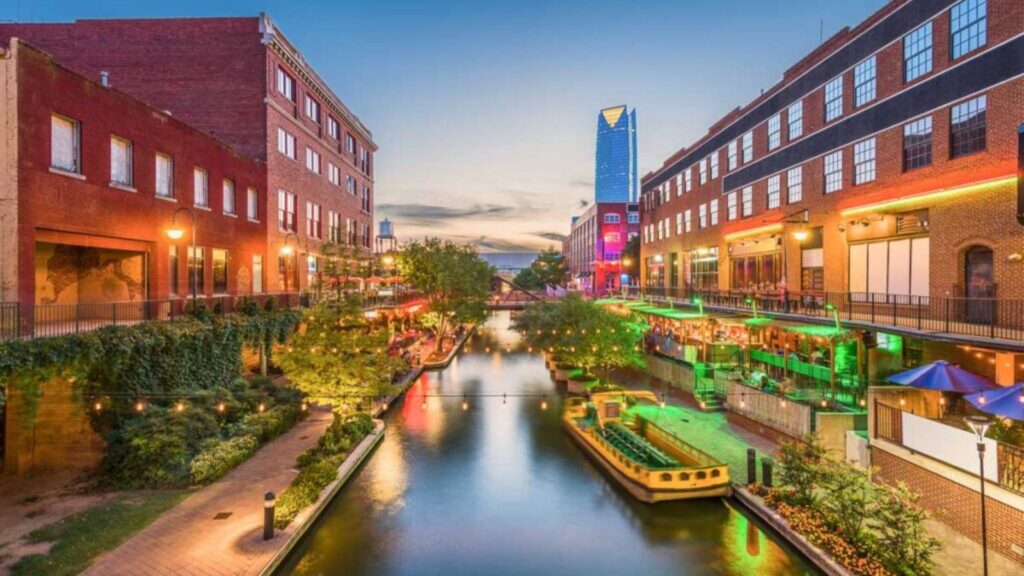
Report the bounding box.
[624,287,1024,342]
[998,443,1024,496]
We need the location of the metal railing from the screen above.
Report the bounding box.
[997,443,1024,495]
[874,401,903,444]
[625,287,1024,342]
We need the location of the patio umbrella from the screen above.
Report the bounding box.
[366,276,385,284]
[886,360,999,394]
[964,383,1024,421]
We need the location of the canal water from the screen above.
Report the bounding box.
[278,312,819,576]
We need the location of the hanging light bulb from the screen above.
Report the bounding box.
[938,397,945,406]
[820,399,827,408]
[176,401,185,413]
[217,401,227,413]
[382,402,389,411]
[258,403,266,413]
[541,398,548,411]
[659,400,666,409]
[421,399,427,410]
[502,393,507,406]
[93,401,102,412]
[135,400,145,413]
[899,397,906,406]
[462,397,469,411]
[859,398,866,407]
[740,397,747,408]
[780,399,787,409]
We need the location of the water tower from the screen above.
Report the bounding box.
[375,218,397,254]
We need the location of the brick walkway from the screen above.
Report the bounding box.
[81,408,334,576]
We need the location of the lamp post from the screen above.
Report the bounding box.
[280,232,300,294]
[166,207,198,306]
[825,303,841,331]
[965,415,993,576]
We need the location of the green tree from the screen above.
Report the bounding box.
[776,435,827,506]
[276,299,407,413]
[513,247,567,290]
[818,459,875,545]
[870,481,940,575]
[622,233,639,286]
[317,242,370,300]
[398,238,493,353]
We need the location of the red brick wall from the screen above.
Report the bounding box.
[11,40,268,303]
[873,447,1024,565]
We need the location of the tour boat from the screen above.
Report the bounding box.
[563,391,731,502]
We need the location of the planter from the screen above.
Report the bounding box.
[567,373,600,395]
[545,356,562,371]
[553,363,581,383]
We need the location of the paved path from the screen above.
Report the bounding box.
[81,408,334,576]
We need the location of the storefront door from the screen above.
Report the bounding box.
[964,246,994,323]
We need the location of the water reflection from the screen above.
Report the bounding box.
[278,312,819,576]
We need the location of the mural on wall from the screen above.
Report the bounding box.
[36,243,146,305]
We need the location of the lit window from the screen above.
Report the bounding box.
[950,0,986,59]
[169,246,179,296]
[675,213,683,235]
[742,131,753,163]
[247,187,259,220]
[223,178,236,214]
[824,150,843,193]
[51,114,81,173]
[727,192,737,220]
[854,56,876,107]
[767,175,781,209]
[276,67,295,101]
[950,95,986,158]
[788,101,803,140]
[252,254,264,294]
[277,128,296,159]
[767,114,781,151]
[193,168,209,207]
[110,136,133,187]
[853,139,876,185]
[212,249,228,294]
[727,141,738,170]
[824,76,843,122]
[903,22,933,82]
[787,166,802,204]
[902,116,933,171]
[741,186,753,217]
[155,153,174,198]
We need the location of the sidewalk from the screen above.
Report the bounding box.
[80,407,334,576]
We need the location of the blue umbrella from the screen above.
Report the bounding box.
[886,360,999,394]
[964,383,1024,421]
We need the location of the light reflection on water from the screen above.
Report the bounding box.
[277,312,819,576]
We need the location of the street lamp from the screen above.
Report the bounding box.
[965,415,993,576]
[745,296,759,318]
[825,303,841,331]
[166,207,198,304]
[280,232,300,293]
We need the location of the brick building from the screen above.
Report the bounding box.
[0,39,267,316]
[563,202,640,294]
[0,14,377,293]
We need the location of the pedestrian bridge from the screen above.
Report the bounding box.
[488,276,561,310]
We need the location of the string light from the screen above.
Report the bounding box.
[175,401,185,413]
[93,401,102,412]
[780,399,787,409]
[300,402,308,412]
[899,397,906,406]
[541,397,548,410]
[258,403,266,413]
[135,401,145,413]
[382,402,389,411]
[462,396,469,411]
[502,393,507,406]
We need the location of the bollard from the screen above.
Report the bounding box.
[263,491,276,540]
[761,457,774,488]
[747,448,757,485]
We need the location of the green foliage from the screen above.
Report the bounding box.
[512,247,567,290]
[777,434,827,506]
[276,301,407,413]
[817,459,874,545]
[398,238,493,351]
[513,294,645,376]
[870,482,940,576]
[189,435,259,485]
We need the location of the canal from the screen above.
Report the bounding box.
[278,312,819,576]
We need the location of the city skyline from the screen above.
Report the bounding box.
[1,0,888,251]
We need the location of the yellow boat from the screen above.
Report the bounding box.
[563,391,731,502]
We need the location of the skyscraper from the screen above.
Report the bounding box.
[595,105,638,203]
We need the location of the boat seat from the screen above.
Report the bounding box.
[603,423,679,469]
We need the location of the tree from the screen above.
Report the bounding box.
[276,299,408,413]
[776,435,827,506]
[513,247,567,290]
[399,238,493,353]
[870,481,940,575]
[318,242,370,300]
[622,234,640,286]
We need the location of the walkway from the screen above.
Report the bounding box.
[80,407,334,576]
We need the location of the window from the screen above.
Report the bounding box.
[710,152,719,179]
[767,175,781,209]
[628,213,639,224]
[346,175,356,195]
[276,67,295,100]
[904,22,933,82]
[950,95,986,158]
[328,163,340,186]
[169,246,179,297]
[188,247,205,295]
[358,147,370,174]
[742,187,753,217]
[727,192,738,220]
[699,203,708,228]
[950,0,986,59]
[849,237,930,298]
[787,166,803,204]
[854,56,876,107]
[690,247,719,291]
[212,249,228,294]
[604,213,621,224]
[853,139,876,185]
[675,174,682,197]
[278,190,297,231]
[110,136,133,187]
[223,179,236,214]
[247,187,259,220]
[51,114,80,173]
[824,76,843,122]
[824,150,843,193]
[252,254,264,294]
[684,168,693,192]
[902,116,933,171]
[767,114,781,151]
[788,101,803,140]
[155,153,174,198]
[699,158,708,185]
[741,131,753,163]
[727,141,738,170]
[709,199,719,226]
[684,209,692,233]
[306,202,322,239]
[675,213,683,235]
[361,185,371,213]
[329,211,342,243]
[305,95,321,123]
[305,148,321,174]
[277,128,296,159]
[732,252,782,291]
[345,134,356,154]
[327,116,340,140]
[193,168,209,207]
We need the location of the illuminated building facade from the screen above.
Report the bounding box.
[596,105,638,203]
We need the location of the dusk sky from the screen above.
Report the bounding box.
[4,0,886,252]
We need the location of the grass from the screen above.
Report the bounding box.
[10,490,189,576]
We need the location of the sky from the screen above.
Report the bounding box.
[3,0,887,252]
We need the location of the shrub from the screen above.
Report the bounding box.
[777,435,827,506]
[238,404,302,443]
[101,407,220,488]
[868,482,940,576]
[190,435,259,485]
[274,454,346,528]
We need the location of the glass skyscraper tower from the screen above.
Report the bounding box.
[594,105,637,203]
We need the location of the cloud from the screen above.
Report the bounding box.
[377,202,519,226]
[570,178,593,188]
[579,198,590,208]
[532,231,566,242]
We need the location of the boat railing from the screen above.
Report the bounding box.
[638,415,726,471]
